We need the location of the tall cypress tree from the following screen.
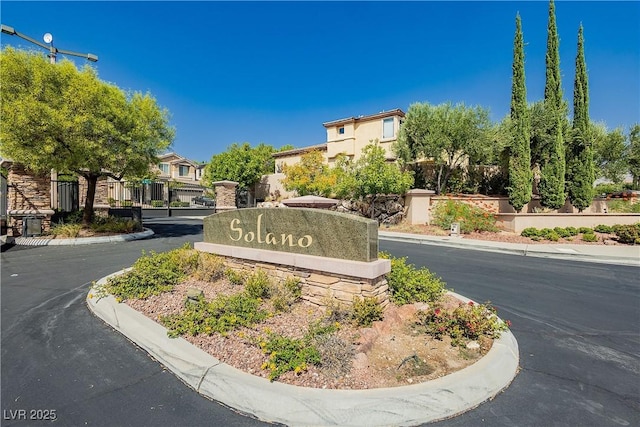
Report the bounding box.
[539,0,566,209]
[508,13,532,212]
[566,24,594,211]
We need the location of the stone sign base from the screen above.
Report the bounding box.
[195,242,391,309]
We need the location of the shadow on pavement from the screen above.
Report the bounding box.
[144,221,203,238]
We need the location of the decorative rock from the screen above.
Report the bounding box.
[413,302,430,312]
[355,328,379,353]
[466,341,481,350]
[352,353,369,370]
[186,288,204,301]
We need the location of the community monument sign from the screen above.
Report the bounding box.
[202,208,379,262]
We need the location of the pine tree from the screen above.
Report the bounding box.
[507,13,532,212]
[539,0,567,209]
[566,25,594,211]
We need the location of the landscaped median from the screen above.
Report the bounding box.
[86,247,519,426]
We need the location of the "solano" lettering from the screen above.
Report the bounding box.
[229,214,313,248]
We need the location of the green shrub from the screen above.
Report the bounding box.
[162,292,268,338]
[546,231,560,241]
[417,300,510,347]
[169,201,190,207]
[553,227,572,238]
[258,319,341,381]
[321,296,352,323]
[244,270,272,299]
[104,246,195,301]
[565,226,579,236]
[120,200,133,207]
[379,252,445,305]
[608,200,640,213]
[151,200,164,207]
[50,222,82,238]
[91,216,141,233]
[224,269,246,286]
[192,253,225,282]
[578,227,593,234]
[351,296,383,327]
[260,334,321,381]
[614,224,640,244]
[594,224,614,234]
[270,277,302,312]
[581,233,598,242]
[539,228,559,241]
[521,227,540,238]
[431,200,498,234]
[594,182,624,196]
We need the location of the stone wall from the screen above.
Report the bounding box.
[222,257,390,309]
[6,164,54,236]
[331,195,406,225]
[405,192,636,229]
[77,176,110,207]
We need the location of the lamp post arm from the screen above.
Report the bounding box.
[56,48,98,62]
[4,28,50,51]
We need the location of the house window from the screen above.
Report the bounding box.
[338,126,345,135]
[179,165,190,177]
[158,163,169,175]
[382,117,395,139]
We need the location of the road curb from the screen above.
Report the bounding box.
[13,228,154,246]
[379,231,640,267]
[87,269,520,427]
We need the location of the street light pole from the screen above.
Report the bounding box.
[1,24,98,63]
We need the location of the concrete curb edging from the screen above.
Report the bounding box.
[87,270,519,427]
[13,228,154,246]
[379,231,640,267]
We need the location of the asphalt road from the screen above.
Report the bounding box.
[1,218,638,426]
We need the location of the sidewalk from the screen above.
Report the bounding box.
[379,231,640,267]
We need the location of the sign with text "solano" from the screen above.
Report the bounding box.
[203,208,379,262]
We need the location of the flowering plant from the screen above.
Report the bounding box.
[417,300,510,347]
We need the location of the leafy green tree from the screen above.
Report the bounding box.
[538,0,567,209]
[566,25,595,211]
[281,143,413,198]
[507,13,533,212]
[395,102,493,194]
[0,47,174,225]
[330,153,358,199]
[351,142,414,197]
[202,142,278,190]
[593,126,628,183]
[628,124,640,189]
[281,150,334,197]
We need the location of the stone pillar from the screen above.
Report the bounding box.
[213,180,238,212]
[405,189,434,225]
[5,162,54,236]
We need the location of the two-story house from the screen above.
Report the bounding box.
[273,109,404,173]
[263,109,405,199]
[154,152,203,183]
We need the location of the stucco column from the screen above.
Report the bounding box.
[405,189,435,225]
[213,180,238,212]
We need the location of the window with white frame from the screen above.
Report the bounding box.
[382,117,395,139]
[158,163,170,175]
[179,165,190,177]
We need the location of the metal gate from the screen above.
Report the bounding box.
[56,181,80,212]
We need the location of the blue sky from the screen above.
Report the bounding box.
[1,1,638,163]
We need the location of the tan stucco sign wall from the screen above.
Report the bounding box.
[203,208,379,262]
